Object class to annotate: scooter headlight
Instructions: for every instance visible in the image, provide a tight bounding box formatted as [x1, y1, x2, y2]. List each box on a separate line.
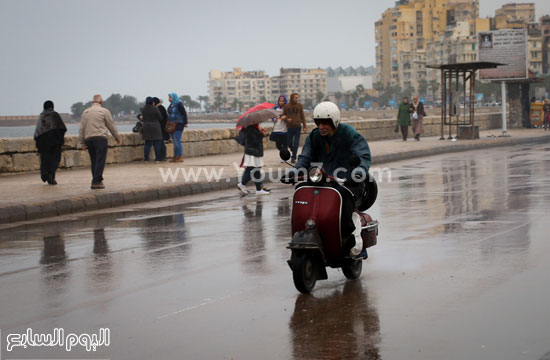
[308, 167, 323, 183]
[305, 219, 316, 229]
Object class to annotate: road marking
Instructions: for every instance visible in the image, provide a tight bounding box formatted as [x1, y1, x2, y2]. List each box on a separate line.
[157, 290, 245, 320]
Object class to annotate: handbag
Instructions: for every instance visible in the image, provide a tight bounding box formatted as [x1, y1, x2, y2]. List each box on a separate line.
[269, 132, 277, 142]
[165, 121, 176, 134]
[412, 112, 419, 120]
[235, 130, 245, 146]
[393, 124, 399, 133]
[132, 121, 143, 133]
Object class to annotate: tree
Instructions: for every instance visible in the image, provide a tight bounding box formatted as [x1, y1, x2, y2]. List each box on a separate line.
[120, 95, 139, 115]
[231, 98, 243, 112]
[303, 99, 314, 110]
[335, 92, 343, 105]
[315, 91, 324, 104]
[429, 80, 440, 98]
[373, 81, 384, 98]
[259, 96, 267, 103]
[179, 95, 193, 110]
[418, 80, 428, 97]
[103, 94, 123, 116]
[213, 94, 223, 112]
[71, 102, 86, 117]
[197, 95, 209, 112]
[402, 85, 416, 99]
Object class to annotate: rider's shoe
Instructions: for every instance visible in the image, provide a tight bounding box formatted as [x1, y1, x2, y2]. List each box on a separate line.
[354, 248, 368, 261]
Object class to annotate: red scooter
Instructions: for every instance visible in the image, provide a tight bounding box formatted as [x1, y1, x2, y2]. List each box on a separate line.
[281, 153, 379, 293]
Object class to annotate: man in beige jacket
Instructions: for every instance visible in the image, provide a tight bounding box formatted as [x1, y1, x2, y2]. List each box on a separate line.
[79, 94, 121, 189]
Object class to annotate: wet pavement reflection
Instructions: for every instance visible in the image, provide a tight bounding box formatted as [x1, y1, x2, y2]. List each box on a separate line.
[1, 144, 550, 359]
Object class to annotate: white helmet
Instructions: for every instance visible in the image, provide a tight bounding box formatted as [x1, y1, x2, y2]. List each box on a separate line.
[313, 101, 340, 128]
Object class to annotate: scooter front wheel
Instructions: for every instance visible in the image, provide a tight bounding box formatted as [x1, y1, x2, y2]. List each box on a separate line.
[292, 252, 317, 293]
[342, 259, 363, 279]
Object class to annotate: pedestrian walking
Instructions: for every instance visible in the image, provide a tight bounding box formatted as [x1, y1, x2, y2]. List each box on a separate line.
[237, 124, 270, 195]
[153, 97, 169, 161]
[409, 96, 426, 141]
[270, 95, 288, 157]
[281, 93, 306, 163]
[167, 93, 188, 163]
[34, 100, 67, 185]
[397, 97, 411, 141]
[78, 94, 121, 189]
[543, 98, 550, 131]
[140, 97, 163, 162]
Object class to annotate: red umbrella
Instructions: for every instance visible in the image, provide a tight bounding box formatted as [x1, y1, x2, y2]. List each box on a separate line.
[236, 102, 282, 129]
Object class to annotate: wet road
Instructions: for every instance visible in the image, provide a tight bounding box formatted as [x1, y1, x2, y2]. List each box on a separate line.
[1, 143, 550, 360]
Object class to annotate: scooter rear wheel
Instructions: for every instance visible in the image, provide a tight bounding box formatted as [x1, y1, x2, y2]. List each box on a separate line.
[342, 259, 363, 279]
[292, 253, 317, 293]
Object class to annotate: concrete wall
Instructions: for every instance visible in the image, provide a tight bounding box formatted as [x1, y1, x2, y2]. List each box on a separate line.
[0, 113, 502, 174]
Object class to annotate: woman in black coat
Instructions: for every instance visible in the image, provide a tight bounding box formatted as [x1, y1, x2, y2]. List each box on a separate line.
[140, 97, 163, 161]
[34, 100, 66, 185]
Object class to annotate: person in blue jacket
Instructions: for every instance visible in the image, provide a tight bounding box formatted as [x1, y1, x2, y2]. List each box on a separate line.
[167, 92, 188, 162]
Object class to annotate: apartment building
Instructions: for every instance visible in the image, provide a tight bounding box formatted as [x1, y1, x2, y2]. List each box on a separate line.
[528, 22, 543, 75]
[208, 67, 327, 109]
[375, 0, 546, 93]
[540, 15, 550, 74]
[208, 68, 271, 108]
[495, 3, 535, 24]
[375, 0, 482, 92]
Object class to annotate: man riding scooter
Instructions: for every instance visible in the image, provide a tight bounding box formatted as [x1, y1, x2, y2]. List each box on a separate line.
[289, 101, 372, 259]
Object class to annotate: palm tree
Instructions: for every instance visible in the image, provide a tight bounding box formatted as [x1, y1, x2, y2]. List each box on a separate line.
[335, 92, 343, 105]
[373, 81, 384, 98]
[197, 95, 209, 112]
[213, 95, 223, 112]
[429, 80, 440, 98]
[315, 91, 324, 104]
[355, 84, 365, 107]
[418, 80, 428, 97]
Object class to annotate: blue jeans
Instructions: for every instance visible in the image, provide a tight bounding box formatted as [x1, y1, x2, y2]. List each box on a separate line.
[171, 129, 183, 157]
[241, 167, 263, 191]
[144, 140, 162, 161]
[287, 127, 301, 160]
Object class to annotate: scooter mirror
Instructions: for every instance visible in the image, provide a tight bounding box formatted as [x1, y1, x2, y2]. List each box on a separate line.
[349, 156, 361, 168]
[280, 149, 291, 161]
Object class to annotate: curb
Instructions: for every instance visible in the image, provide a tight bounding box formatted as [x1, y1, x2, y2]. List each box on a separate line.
[371, 135, 549, 165]
[1, 135, 548, 224]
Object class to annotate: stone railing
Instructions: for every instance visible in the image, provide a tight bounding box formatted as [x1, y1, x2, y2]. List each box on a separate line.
[0, 113, 503, 173]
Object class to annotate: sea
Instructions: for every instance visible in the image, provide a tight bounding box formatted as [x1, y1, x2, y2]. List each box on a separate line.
[0, 123, 237, 139]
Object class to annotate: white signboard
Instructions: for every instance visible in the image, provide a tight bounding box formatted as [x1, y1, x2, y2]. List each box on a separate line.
[478, 29, 528, 80]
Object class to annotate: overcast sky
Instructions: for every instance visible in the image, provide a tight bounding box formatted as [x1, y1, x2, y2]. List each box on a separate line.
[1, 0, 549, 116]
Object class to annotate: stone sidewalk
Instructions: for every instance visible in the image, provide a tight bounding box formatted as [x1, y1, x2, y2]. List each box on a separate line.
[0, 128, 548, 224]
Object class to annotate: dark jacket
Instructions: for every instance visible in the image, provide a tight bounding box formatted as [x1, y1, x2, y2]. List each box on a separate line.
[157, 104, 169, 140]
[243, 126, 264, 157]
[409, 101, 426, 118]
[543, 103, 550, 117]
[295, 123, 371, 180]
[397, 102, 411, 126]
[34, 109, 67, 152]
[140, 104, 163, 141]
